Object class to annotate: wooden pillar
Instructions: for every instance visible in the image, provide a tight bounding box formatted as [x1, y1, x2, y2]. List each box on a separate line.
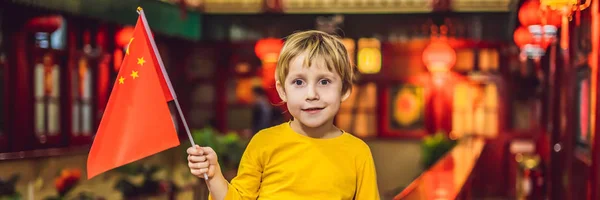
[549, 28, 575, 199]
[591, 0, 600, 199]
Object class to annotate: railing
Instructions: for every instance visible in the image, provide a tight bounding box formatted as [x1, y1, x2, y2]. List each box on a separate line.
[394, 136, 486, 200]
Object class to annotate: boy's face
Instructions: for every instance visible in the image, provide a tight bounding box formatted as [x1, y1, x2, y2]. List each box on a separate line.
[276, 54, 350, 129]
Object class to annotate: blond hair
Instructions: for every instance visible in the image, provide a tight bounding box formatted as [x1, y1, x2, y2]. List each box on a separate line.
[275, 30, 353, 93]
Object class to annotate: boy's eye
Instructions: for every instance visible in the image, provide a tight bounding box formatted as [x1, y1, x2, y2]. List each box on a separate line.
[319, 79, 331, 85]
[293, 80, 304, 85]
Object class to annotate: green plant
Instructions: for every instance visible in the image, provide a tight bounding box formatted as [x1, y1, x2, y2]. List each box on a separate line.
[113, 164, 177, 199]
[190, 127, 248, 172]
[420, 131, 457, 169]
[0, 174, 21, 200]
[44, 168, 97, 200]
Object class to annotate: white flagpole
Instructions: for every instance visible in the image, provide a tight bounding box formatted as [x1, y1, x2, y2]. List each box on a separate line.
[137, 7, 208, 180]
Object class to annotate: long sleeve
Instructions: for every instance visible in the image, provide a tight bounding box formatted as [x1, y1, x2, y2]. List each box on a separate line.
[210, 137, 263, 200]
[355, 147, 380, 200]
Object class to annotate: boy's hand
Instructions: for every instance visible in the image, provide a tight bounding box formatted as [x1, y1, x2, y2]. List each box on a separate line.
[187, 145, 221, 179]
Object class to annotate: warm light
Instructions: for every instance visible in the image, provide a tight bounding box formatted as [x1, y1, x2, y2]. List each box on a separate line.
[514, 26, 534, 49]
[255, 38, 283, 63]
[341, 38, 356, 67]
[235, 78, 255, 104]
[357, 38, 381, 74]
[422, 40, 456, 73]
[235, 62, 251, 74]
[478, 49, 499, 71]
[519, 0, 542, 27]
[116, 26, 135, 47]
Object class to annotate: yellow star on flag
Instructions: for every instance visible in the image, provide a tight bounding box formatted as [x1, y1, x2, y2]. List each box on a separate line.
[119, 76, 125, 84]
[131, 70, 139, 79]
[137, 57, 145, 66]
[126, 38, 134, 55]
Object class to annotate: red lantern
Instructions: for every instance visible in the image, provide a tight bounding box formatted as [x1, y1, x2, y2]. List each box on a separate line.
[422, 41, 456, 73]
[514, 26, 534, 48]
[25, 15, 63, 32]
[116, 26, 135, 47]
[519, 0, 543, 26]
[255, 38, 283, 63]
[542, 9, 562, 27]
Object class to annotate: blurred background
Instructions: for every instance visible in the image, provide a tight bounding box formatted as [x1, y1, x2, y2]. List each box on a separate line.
[0, 0, 599, 199]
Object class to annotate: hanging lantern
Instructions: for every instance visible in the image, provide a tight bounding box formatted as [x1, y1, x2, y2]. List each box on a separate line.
[116, 26, 135, 47]
[518, 0, 542, 27]
[514, 26, 534, 49]
[422, 40, 456, 73]
[540, 0, 590, 49]
[357, 38, 381, 74]
[540, 0, 590, 16]
[24, 15, 63, 33]
[255, 38, 283, 63]
[541, 9, 562, 27]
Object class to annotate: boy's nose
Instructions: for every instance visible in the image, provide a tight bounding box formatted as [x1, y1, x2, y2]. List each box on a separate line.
[305, 86, 319, 101]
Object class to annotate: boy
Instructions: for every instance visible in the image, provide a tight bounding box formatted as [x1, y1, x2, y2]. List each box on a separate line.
[187, 30, 380, 200]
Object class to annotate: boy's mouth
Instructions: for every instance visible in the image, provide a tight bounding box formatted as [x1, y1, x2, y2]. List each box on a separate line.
[301, 107, 324, 113]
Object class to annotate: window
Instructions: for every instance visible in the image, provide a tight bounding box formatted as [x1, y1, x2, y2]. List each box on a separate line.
[336, 83, 378, 138]
[452, 82, 499, 138]
[71, 57, 93, 136]
[187, 48, 216, 129]
[32, 17, 67, 145]
[34, 53, 61, 143]
[226, 76, 256, 131]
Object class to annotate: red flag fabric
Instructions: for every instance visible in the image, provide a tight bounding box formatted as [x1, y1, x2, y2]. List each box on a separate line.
[87, 13, 179, 179]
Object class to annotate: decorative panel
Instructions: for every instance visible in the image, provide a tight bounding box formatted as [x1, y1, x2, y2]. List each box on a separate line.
[282, 0, 432, 13]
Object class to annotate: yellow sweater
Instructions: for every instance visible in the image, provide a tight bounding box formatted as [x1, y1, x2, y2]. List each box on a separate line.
[216, 122, 380, 200]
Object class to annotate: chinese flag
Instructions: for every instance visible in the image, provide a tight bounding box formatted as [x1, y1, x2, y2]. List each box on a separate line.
[87, 12, 179, 179]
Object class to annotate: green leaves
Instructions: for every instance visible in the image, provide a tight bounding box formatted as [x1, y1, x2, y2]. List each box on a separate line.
[190, 128, 248, 172]
[421, 131, 456, 169]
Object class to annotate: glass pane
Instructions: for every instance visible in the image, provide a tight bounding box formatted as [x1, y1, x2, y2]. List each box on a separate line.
[35, 102, 45, 134]
[226, 79, 237, 104]
[336, 113, 352, 133]
[341, 83, 377, 110]
[359, 83, 377, 109]
[48, 101, 60, 135]
[479, 48, 499, 72]
[34, 64, 44, 98]
[189, 108, 214, 128]
[454, 49, 474, 72]
[353, 113, 377, 138]
[227, 107, 252, 131]
[512, 101, 531, 130]
[50, 65, 60, 97]
[72, 103, 80, 135]
[192, 84, 214, 104]
[82, 66, 92, 99]
[485, 111, 498, 137]
[336, 112, 376, 138]
[82, 103, 92, 134]
[484, 84, 499, 137]
[473, 105, 485, 136]
[188, 48, 215, 79]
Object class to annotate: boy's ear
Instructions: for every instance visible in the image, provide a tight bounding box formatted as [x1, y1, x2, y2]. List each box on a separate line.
[341, 87, 351, 102]
[275, 80, 287, 102]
